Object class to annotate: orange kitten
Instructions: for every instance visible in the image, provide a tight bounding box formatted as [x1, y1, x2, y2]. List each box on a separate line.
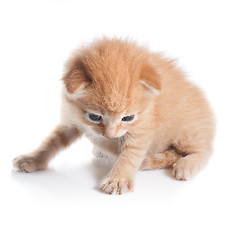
[13, 38, 215, 194]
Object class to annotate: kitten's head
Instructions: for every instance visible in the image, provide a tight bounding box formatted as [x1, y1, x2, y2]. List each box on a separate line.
[62, 38, 161, 139]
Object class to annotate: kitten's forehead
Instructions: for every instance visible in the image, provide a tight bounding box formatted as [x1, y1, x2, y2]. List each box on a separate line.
[87, 68, 134, 115]
[81, 91, 128, 116]
[102, 94, 128, 114]
[87, 88, 127, 115]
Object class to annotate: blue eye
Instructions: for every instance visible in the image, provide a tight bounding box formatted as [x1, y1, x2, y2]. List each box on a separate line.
[89, 113, 102, 122]
[122, 115, 135, 122]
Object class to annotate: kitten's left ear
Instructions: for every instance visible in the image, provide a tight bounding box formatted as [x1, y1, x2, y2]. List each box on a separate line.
[140, 64, 161, 96]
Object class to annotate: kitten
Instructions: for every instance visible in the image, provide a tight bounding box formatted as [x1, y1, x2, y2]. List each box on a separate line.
[13, 38, 215, 194]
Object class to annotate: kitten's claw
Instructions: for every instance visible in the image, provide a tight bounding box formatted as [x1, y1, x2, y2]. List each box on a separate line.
[13, 155, 47, 173]
[100, 177, 134, 195]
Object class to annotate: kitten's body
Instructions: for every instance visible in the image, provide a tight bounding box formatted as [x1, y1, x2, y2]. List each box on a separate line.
[14, 38, 215, 194]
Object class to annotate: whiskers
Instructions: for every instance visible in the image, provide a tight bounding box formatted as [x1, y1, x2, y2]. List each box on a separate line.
[121, 132, 134, 146]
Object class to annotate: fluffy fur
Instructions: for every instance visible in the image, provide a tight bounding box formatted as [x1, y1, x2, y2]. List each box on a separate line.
[13, 38, 215, 194]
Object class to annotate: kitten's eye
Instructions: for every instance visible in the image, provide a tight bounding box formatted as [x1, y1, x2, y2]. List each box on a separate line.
[122, 115, 135, 122]
[89, 113, 102, 122]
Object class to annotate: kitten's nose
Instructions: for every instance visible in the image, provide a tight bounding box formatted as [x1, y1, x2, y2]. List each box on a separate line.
[103, 127, 116, 139]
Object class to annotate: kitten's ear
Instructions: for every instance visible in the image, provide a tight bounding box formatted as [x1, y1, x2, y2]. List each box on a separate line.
[62, 68, 90, 96]
[140, 64, 161, 96]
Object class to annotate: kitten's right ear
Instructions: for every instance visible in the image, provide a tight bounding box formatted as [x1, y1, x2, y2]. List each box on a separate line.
[62, 68, 90, 96]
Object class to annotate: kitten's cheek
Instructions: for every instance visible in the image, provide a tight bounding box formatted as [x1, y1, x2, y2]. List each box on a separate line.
[115, 129, 128, 138]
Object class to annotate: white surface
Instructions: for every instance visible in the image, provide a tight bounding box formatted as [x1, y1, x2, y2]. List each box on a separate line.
[0, 0, 239, 239]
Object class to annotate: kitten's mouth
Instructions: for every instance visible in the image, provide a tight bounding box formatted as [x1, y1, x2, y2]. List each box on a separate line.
[102, 129, 127, 139]
[103, 135, 123, 139]
[102, 131, 127, 140]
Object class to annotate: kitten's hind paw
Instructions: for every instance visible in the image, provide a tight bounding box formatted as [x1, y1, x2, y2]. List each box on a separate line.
[100, 177, 134, 195]
[13, 154, 47, 173]
[172, 159, 194, 180]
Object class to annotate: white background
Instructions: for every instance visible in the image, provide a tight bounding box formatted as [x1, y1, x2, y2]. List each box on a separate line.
[0, 0, 239, 239]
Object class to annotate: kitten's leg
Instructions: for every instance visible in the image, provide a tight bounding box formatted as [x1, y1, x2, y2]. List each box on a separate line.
[13, 124, 81, 173]
[140, 149, 180, 170]
[100, 140, 148, 195]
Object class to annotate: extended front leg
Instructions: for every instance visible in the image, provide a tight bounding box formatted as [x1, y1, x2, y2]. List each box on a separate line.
[100, 141, 148, 195]
[13, 124, 82, 172]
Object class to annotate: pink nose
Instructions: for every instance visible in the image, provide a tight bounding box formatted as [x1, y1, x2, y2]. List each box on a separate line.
[104, 127, 116, 139]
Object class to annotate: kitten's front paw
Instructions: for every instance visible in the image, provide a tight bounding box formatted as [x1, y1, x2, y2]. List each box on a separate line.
[13, 155, 47, 173]
[100, 176, 134, 195]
